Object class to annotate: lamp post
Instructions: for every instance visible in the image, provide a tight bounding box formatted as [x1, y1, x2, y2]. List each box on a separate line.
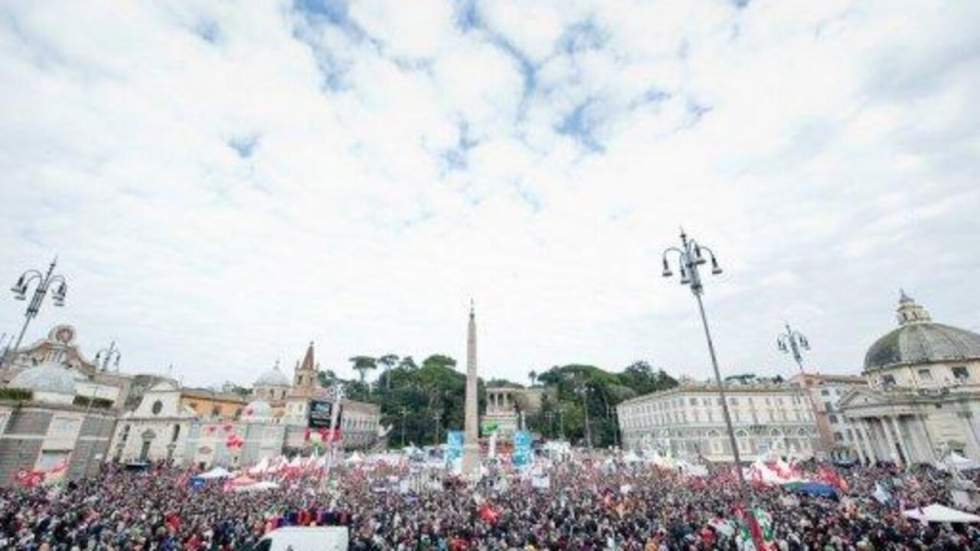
[400, 407, 408, 448]
[777, 323, 825, 454]
[662, 229, 748, 495]
[576, 384, 593, 449]
[94, 341, 122, 372]
[433, 410, 442, 446]
[607, 404, 621, 449]
[1, 258, 68, 368]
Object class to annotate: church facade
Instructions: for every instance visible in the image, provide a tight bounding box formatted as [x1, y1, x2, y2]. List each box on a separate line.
[838, 292, 980, 465]
[111, 342, 383, 468]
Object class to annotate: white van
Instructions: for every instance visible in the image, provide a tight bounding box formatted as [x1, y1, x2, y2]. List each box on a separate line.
[251, 526, 349, 551]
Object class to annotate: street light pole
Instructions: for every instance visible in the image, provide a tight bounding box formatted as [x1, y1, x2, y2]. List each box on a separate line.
[433, 411, 441, 446]
[576, 385, 593, 449]
[777, 324, 825, 454]
[93, 341, 122, 373]
[662, 229, 749, 497]
[400, 408, 408, 448]
[1, 258, 68, 368]
[607, 404, 620, 449]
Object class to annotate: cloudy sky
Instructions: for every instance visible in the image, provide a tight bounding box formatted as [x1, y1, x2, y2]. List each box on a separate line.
[1, 0, 977, 388]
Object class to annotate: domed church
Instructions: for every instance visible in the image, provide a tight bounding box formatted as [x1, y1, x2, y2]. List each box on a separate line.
[839, 291, 980, 465]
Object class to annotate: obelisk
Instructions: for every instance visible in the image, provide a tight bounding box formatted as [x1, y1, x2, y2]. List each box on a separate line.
[461, 300, 480, 477]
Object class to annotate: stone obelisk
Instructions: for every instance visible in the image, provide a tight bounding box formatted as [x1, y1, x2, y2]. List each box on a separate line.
[461, 300, 480, 477]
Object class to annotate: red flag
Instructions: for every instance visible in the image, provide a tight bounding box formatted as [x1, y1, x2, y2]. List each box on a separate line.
[478, 503, 499, 524]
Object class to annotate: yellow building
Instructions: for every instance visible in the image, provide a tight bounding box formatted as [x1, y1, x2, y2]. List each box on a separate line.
[179, 388, 247, 420]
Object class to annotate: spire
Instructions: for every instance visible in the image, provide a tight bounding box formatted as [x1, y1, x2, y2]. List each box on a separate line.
[899, 288, 913, 304]
[469, 298, 475, 320]
[300, 341, 315, 372]
[896, 290, 931, 326]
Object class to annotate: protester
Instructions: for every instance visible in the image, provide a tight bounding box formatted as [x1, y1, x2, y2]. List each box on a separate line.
[1, 452, 978, 550]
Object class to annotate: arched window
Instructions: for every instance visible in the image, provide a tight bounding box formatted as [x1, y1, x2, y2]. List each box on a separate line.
[736, 429, 750, 453]
[171, 424, 181, 442]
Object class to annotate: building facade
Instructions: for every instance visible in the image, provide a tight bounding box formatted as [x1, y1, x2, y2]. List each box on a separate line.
[617, 382, 819, 462]
[111, 341, 383, 468]
[839, 292, 980, 465]
[789, 372, 868, 461]
[0, 361, 119, 486]
[482, 386, 548, 439]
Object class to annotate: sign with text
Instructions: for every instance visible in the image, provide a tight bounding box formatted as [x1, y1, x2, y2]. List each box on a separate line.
[308, 400, 341, 429]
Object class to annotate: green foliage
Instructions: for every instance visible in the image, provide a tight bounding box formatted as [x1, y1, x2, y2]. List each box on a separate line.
[0, 387, 33, 401]
[321, 350, 676, 450]
[420, 354, 456, 371]
[530, 361, 677, 447]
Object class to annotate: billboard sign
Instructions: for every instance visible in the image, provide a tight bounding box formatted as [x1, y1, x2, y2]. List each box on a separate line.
[308, 400, 340, 429]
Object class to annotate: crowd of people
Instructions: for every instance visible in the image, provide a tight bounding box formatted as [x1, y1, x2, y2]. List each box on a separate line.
[1, 451, 978, 550]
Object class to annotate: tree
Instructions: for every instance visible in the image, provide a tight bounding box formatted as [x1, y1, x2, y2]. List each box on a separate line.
[421, 354, 456, 371]
[349, 356, 377, 386]
[528, 370, 537, 387]
[377, 354, 399, 390]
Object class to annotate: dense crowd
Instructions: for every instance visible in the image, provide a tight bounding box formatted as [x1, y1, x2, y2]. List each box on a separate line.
[1, 453, 978, 550]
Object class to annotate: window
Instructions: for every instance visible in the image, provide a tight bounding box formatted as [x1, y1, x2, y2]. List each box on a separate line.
[917, 369, 933, 381]
[211, 406, 220, 417]
[834, 432, 843, 442]
[689, 398, 697, 406]
[151, 400, 163, 415]
[820, 389, 830, 396]
[824, 401, 834, 412]
[828, 414, 838, 424]
[953, 366, 969, 381]
[882, 375, 896, 387]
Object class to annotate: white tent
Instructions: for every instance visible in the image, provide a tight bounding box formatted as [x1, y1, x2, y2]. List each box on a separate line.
[903, 504, 980, 524]
[234, 480, 280, 492]
[347, 451, 364, 464]
[945, 452, 980, 471]
[197, 466, 232, 479]
[247, 457, 270, 475]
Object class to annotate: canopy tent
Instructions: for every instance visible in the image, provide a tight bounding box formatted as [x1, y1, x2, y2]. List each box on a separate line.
[943, 452, 980, 471]
[785, 482, 838, 499]
[622, 451, 642, 464]
[247, 457, 270, 475]
[233, 480, 280, 492]
[226, 474, 257, 488]
[346, 452, 365, 464]
[197, 467, 232, 480]
[903, 504, 980, 524]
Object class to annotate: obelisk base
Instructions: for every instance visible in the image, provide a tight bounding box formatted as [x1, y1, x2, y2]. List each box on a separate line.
[461, 443, 480, 478]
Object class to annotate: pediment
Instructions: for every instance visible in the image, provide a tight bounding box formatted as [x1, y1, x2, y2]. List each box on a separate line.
[837, 388, 892, 409]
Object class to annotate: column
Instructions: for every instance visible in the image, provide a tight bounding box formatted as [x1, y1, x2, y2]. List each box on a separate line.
[848, 421, 867, 464]
[880, 416, 903, 467]
[889, 415, 913, 464]
[858, 419, 877, 464]
[915, 414, 937, 463]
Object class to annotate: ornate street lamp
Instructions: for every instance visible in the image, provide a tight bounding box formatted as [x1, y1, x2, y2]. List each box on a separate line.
[94, 341, 122, 372]
[662, 229, 748, 494]
[777, 323, 824, 451]
[1, 258, 68, 368]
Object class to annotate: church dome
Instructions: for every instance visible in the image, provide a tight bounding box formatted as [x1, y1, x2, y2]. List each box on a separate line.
[864, 291, 980, 371]
[10, 363, 78, 396]
[255, 363, 289, 387]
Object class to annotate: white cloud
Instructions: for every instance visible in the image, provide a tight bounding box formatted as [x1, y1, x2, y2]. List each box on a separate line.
[0, 0, 978, 388]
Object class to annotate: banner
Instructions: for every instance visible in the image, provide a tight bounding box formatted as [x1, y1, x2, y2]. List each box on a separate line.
[480, 420, 499, 436]
[512, 430, 533, 469]
[446, 431, 464, 471]
[308, 400, 339, 429]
